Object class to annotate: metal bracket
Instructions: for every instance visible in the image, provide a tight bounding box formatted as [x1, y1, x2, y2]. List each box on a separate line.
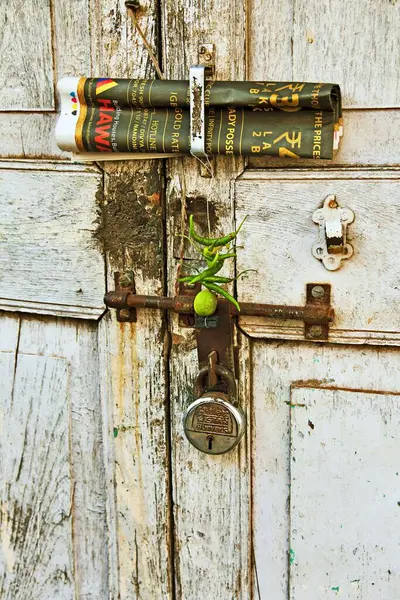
[312, 194, 355, 271]
[198, 43, 215, 77]
[189, 65, 207, 157]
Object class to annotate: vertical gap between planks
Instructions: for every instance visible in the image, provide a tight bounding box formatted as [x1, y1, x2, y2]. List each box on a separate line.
[161, 156, 178, 600]
[158, 2, 176, 596]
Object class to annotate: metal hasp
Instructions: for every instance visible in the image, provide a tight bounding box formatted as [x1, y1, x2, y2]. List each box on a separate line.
[312, 194, 355, 271]
[104, 279, 334, 341]
[189, 65, 206, 157]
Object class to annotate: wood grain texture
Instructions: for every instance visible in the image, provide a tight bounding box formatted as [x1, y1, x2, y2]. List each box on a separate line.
[0, 316, 73, 599]
[93, 1, 173, 597]
[236, 169, 400, 345]
[292, 0, 400, 108]
[0, 0, 54, 110]
[52, 0, 91, 80]
[0, 115, 68, 160]
[251, 341, 400, 599]
[0, 161, 105, 319]
[247, 0, 293, 80]
[290, 387, 400, 599]
[248, 0, 400, 108]
[162, 0, 250, 597]
[0, 313, 110, 600]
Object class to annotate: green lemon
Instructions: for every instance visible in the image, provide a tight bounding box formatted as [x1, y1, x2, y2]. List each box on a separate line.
[194, 289, 218, 317]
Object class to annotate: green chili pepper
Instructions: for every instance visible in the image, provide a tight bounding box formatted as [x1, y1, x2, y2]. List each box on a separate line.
[185, 260, 224, 284]
[189, 214, 247, 248]
[204, 275, 234, 283]
[203, 281, 240, 312]
[208, 216, 247, 250]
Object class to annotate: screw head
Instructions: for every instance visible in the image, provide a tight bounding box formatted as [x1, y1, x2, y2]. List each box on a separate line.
[311, 285, 325, 299]
[309, 325, 323, 338]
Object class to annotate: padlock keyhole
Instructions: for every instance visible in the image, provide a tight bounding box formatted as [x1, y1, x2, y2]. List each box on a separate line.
[207, 436, 213, 451]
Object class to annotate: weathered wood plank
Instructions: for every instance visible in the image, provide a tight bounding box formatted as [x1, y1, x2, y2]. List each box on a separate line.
[0, 0, 54, 110]
[94, 0, 173, 597]
[251, 342, 400, 598]
[0, 314, 110, 599]
[236, 169, 400, 345]
[52, 0, 91, 79]
[162, 0, 250, 597]
[0, 319, 73, 599]
[290, 387, 400, 598]
[0, 114, 68, 160]
[292, 0, 400, 108]
[248, 0, 293, 80]
[0, 163, 105, 319]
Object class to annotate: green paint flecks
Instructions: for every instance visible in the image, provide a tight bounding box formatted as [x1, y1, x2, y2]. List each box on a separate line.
[113, 427, 119, 438]
[331, 587, 340, 592]
[289, 549, 295, 564]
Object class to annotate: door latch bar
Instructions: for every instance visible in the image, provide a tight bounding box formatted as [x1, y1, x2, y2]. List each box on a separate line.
[104, 280, 334, 341]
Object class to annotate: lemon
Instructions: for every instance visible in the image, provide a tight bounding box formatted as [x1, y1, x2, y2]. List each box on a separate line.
[193, 289, 218, 317]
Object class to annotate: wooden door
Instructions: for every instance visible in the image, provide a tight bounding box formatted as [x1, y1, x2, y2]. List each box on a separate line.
[162, 0, 400, 599]
[2, 1, 399, 600]
[1, 1, 172, 598]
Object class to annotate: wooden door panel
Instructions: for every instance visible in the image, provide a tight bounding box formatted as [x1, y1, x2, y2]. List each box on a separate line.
[248, 0, 400, 108]
[0, 313, 109, 599]
[292, 0, 400, 109]
[0, 0, 91, 158]
[251, 341, 400, 599]
[290, 387, 400, 598]
[1, 0, 54, 110]
[236, 169, 400, 345]
[0, 161, 105, 319]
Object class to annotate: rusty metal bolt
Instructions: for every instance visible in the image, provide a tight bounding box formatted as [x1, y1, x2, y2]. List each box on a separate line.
[204, 53, 212, 61]
[119, 272, 134, 287]
[199, 46, 206, 54]
[311, 285, 325, 299]
[309, 325, 323, 338]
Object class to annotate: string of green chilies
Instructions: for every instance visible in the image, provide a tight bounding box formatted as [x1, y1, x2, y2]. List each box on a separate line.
[178, 216, 250, 312]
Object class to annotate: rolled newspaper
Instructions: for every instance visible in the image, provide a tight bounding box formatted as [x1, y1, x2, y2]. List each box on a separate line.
[56, 76, 342, 160]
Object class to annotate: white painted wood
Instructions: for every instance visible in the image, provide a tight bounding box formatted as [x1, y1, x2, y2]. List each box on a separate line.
[0, 115, 68, 160]
[93, 0, 174, 596]
[0, 0, 54, 110]
[0, 313, 110, 599]
[248, 0, 400, 108]
[0, 318, 73, 599]
[248, 0, 293, 80]
[251, 342, 400, 599]
[0, 162, 105, 319]
[162, 0, 250, 596]
[52, 0, 91, 79]
[236, 169, 400, 345]
[292, 0, 400, 108]
[290, 386, 400, 599]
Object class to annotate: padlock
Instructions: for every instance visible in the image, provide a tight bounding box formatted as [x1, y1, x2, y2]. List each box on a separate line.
[183, 365, 246, 455]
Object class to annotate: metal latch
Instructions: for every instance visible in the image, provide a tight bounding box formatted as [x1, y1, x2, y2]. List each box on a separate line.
[312, 194, 355, 271]
[105, 277, 334, 342]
